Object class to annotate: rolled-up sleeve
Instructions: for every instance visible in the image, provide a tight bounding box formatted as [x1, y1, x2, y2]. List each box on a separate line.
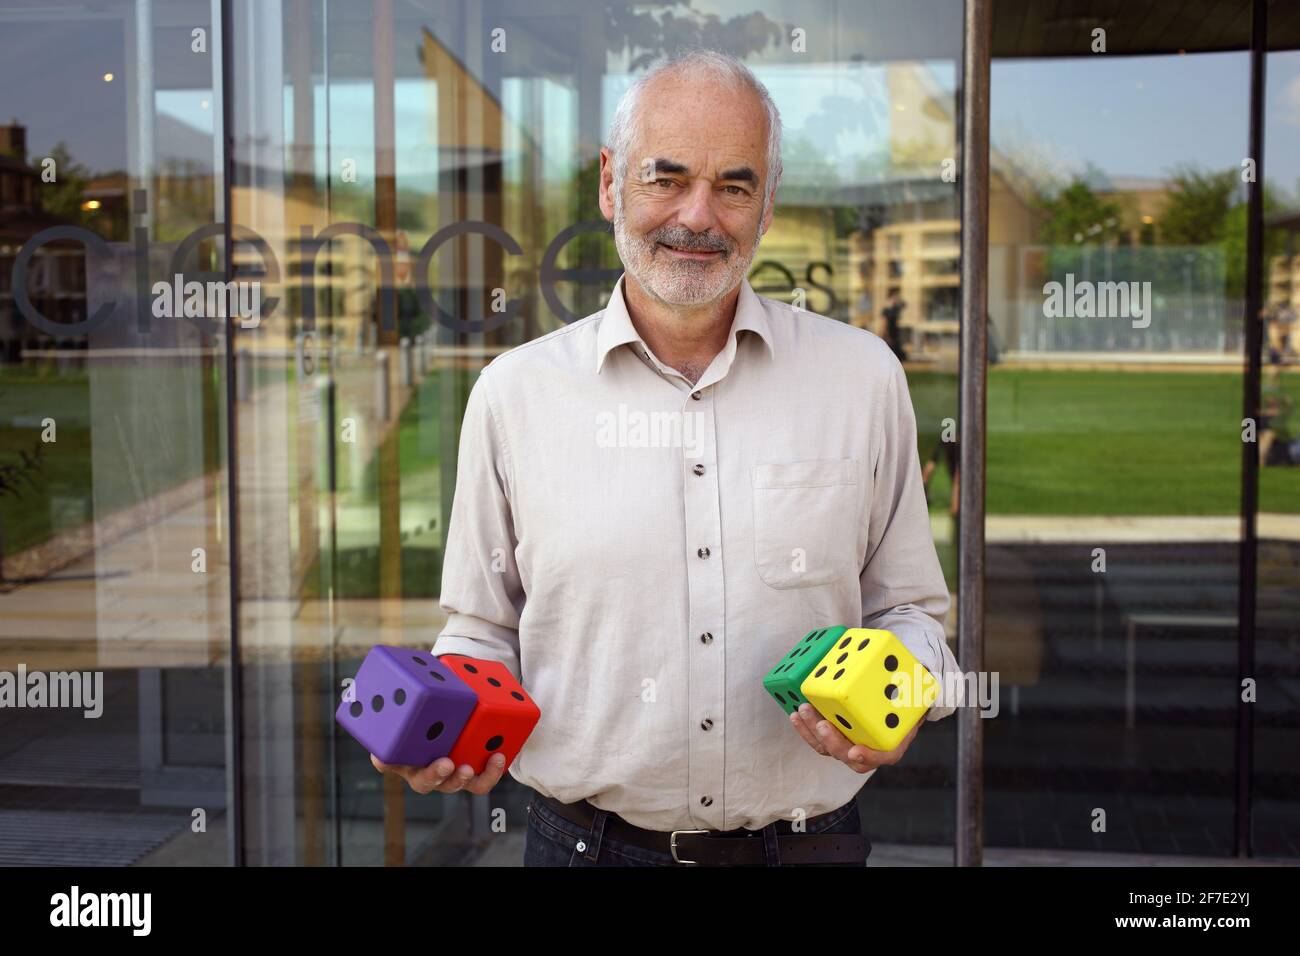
[860, 356, 959, 722]
[431, 368, 526, 681]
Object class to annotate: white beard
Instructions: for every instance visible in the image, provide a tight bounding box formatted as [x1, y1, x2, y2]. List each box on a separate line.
[612, 183, 763, 306]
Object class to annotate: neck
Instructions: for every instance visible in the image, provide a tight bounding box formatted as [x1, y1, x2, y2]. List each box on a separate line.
[622, 274, 739, 385]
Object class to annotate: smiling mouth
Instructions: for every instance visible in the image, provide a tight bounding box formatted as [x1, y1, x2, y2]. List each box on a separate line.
[657, 242, 724, 260]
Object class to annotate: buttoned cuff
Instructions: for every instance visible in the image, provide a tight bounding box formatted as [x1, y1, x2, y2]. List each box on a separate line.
[885, 622, 957, 722]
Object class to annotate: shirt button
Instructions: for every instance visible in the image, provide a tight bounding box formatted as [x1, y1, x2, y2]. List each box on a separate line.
[697, 546, 711, 559]
[701, 718, 713, 731]
[692, 464, 705, 476]
[576, 840, 587, 853]
[700, 795, 714, 807]
[699, 632, 713, 644]
[691, 391, 702, 400]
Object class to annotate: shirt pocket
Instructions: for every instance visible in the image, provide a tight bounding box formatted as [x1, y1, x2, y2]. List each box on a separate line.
[751, 457, 860, 590]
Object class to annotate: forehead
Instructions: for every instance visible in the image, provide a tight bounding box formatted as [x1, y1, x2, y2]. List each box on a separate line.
[629, 70, 770, 171]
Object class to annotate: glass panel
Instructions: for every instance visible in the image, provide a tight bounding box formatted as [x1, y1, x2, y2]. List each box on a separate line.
[1255, 39, 1300, 859]
[231, 0, 964, 864]
[987, 35, 1251, 854]
[0, 0, 231, 865]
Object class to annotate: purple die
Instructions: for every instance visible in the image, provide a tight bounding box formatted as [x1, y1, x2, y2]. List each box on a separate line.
[335, 645, 477, 766]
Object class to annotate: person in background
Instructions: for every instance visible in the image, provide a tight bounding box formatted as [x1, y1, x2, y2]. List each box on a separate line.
[882, 290, 908, 361]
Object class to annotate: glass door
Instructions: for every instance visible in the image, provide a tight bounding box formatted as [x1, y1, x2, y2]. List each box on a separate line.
[229, 0, 966, 865]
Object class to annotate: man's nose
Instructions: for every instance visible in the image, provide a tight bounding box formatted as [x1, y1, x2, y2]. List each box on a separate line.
[673, 179, 721, 234]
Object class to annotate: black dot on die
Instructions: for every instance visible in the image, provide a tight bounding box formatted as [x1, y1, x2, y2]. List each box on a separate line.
[485, 735, 504, 751]
[463, 663, 478, 674]
[773, 691, 786, 704]
[814, 666, 828, 678]
[394, 689, 406, 705]
[429, 670, 445, 681]
[511, 691, 525, 701]
[838, 636, 851, 650]
[349, 702, 362, 718]
[487, 677, 501, 687]
[884, 655, 898, 671]
[885, 684, 899, 700]
[857, 638, 871, 651]
[371, 695, 384, 712]
[832, 668, 845, 680]
[885, 713, 900, 729]
[836, 652, 848, 664]
[835, 714, 853, 730]
[426, 721, 444, 740]
[412, 656, 427, 666]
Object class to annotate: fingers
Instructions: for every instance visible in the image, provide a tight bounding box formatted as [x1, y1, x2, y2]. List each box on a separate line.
[791, 706, 830, 755]
[794, 704, 922, 774]
[371, 754, 456, 793]
[844, 719, 922, 770]
[809, 714, 872, 770]
[464, 753, 507, 795]
[408, 757, 463, 793]
[371, 752, 506, 795]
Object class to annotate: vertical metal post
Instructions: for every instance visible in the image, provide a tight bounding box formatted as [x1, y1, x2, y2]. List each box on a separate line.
[372, 0, 407, 867]
[1235, 0, 1267, 861]
[956, 0, 991, 868]
[219, 0, 245, 867]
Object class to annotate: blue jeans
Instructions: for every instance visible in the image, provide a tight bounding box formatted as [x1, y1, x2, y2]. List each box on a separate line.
[523, 791, 868, 867]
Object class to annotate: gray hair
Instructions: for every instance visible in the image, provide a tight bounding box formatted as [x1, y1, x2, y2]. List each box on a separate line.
[606, 49, 783, 217]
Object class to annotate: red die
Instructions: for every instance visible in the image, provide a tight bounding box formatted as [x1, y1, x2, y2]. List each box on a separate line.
[440, 655, 541, 774]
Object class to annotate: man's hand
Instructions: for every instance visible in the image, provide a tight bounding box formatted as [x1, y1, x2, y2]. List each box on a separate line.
[371, 752, 507, 795]
[790, 703, 921, 774]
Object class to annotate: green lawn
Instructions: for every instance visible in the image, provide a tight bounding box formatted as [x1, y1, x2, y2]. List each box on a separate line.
[908, 367, 1300, 516]
[354, 372, 442, 504]
[4, 362, 1298, 579]
[0, 364, 222, 557]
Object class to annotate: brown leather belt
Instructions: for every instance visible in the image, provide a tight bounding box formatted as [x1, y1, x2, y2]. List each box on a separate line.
[533, 793, 870, 866]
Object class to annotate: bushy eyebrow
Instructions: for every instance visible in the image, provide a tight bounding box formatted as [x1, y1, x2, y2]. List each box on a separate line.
[718, 166, 757, 184]
[649, 158, 688, 175]
[647, 158, 757, 185]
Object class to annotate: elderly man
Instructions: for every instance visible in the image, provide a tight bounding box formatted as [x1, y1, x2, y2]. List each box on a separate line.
[373, 49, 959, 867]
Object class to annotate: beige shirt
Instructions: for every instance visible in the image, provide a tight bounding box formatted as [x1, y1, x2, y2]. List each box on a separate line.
[432, 274, 958, 832]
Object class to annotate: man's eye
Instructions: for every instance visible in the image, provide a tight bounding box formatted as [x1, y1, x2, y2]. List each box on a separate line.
[653, 178, 677, 189]
[723, 185, 747, 196]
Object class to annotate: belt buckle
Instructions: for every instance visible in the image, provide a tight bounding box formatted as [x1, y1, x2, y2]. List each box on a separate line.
[669, 829, 711, 864]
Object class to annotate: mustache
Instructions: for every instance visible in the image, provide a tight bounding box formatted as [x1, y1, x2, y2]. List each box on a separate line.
[646, 227, 732, 255]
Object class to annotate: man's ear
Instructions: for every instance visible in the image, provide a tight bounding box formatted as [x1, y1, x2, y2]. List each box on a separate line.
[598, 147, 616, 222]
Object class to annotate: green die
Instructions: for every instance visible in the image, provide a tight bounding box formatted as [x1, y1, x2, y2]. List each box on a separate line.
[762, 626, 849, 715]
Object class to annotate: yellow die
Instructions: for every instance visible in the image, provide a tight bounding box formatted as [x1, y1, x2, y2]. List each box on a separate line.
[799, 628, 938, 752]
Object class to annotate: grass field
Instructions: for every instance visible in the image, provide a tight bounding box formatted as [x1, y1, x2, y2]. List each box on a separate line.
[909, 367, 1300, 516]
[0, 364, 222, 557]
[3, 363, 1298, 576]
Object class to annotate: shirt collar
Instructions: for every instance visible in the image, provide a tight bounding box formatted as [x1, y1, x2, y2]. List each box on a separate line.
[595, 273, 776, 374]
